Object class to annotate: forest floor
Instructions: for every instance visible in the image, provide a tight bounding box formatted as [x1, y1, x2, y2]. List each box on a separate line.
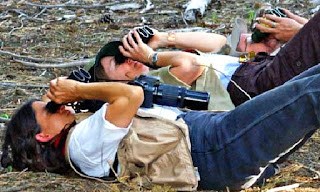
[0, 0, 319, 191]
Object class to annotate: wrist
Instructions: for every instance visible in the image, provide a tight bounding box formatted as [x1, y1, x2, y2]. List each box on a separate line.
[147, 51, 155, 64]
[166, 32, 176, 47]
[146, 51, 160, 69]
[156, 32, 168, 48]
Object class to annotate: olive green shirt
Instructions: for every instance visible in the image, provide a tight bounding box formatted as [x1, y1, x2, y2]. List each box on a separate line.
[148, 62, 235, 111]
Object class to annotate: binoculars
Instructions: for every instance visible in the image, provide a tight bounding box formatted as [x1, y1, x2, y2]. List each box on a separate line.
[45, 68, 91, 113]
[251, 7, 287, 43]
[115, 26, 155, 64]
[129, 26, 154, 44]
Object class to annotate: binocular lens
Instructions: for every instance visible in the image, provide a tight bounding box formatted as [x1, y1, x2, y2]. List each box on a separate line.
[70, 70, 85, 82]
[137, 28, 149, 37]
[79, 68, 91, 81]
[143, 26, 154, 36]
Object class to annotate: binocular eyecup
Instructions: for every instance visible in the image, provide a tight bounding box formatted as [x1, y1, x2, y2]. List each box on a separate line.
[129, 26, 154, 44]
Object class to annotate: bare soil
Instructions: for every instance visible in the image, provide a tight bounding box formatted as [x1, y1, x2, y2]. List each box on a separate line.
[0, 0, 319, 191]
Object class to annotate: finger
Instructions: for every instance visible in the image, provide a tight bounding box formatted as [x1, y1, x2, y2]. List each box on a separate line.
[46, 89, 55, 102]
[255, 23, 276, 33]
[127, 32, 137, 47]
[118, 45, 131, 57]
[281, 8, 294, 18]
[265, 14, 283, 22]
[257, 18, 273, 28]
[49, 79, 57, 91]
[122, 35, 132, 51]
[133, 29, 143, 44]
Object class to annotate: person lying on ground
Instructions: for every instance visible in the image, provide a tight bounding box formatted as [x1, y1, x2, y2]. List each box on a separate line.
[87, 8, 316, 108]
[2, 61, 320, 191]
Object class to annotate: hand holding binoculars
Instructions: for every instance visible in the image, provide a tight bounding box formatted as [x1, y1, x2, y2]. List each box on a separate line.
[251, 7, 287, 43]
[45, 68, 91, 113]
[128, 26, 154, 44]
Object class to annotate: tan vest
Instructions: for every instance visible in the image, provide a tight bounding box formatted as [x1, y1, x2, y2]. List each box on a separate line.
[65, 111, 198, 191]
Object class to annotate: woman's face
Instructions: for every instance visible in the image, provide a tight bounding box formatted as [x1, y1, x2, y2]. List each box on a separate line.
[33, 101, 75, 141]
[100, 56, 150, 80]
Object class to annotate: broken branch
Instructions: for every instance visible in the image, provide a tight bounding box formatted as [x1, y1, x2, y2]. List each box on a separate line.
[26, 1, 117, 9]
[14, 58, 92, 68]
[0, 50, 64, 63]
[0, 82, 49, 88]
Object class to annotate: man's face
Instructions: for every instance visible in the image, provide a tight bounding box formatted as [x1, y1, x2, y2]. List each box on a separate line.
[237, 33, 281, 54]
[100, 56, 150, 80]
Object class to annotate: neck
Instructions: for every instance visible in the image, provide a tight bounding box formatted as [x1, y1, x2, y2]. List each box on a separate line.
[49, 121, 76, 156]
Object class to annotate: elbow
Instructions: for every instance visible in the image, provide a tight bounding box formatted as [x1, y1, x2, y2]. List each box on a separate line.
[213, 36, 227, 52]
[129, 86, 144, 108]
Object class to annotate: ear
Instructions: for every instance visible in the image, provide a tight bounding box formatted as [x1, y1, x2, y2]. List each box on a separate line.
[35, 133, 54, 143]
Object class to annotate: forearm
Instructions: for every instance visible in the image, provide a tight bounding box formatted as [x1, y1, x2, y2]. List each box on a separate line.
[78, 82, 143, 127]
[155, 51, 205, 85]
[77, 82, 143, 105]
[155, 32, 227, 53]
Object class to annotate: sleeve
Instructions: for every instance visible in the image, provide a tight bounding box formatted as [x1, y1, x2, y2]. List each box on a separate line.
[68, 103, 131, 177]
[147, 66, 191, 88]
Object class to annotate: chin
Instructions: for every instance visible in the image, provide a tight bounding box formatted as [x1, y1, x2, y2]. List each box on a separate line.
[141, 66, 150, 73]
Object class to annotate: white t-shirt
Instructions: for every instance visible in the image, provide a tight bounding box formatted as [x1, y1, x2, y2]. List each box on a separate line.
[68, 103, 182, 178]
[68, 103, 131, 177]
[202, 53, 241, 88]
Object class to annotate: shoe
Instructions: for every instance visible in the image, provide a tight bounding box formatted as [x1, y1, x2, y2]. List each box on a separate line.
[226, 18, 248, 57]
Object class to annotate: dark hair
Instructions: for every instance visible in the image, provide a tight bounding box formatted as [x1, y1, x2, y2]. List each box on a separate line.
[1, 99, 71, 173]
[88, 41, 126, 82]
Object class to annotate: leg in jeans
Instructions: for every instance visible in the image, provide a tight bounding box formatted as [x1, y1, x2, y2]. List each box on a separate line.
[182, 64, 320, 190]
[227, 10, 320, 106]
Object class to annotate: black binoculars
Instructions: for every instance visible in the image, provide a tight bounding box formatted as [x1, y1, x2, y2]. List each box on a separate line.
[45, 68, 91, 113]
[129, 26, 154, 44]
[116, 26, 155, 64]
[251, 7, 287, 43]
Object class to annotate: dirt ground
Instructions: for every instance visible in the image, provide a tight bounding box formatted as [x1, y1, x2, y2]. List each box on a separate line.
[0, 0, 319, 191]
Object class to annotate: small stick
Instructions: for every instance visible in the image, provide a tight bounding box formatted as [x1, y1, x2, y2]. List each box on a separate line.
[26, 1, 118, 9]
[0, 82, 49, 88]
[0, 49, 64, 63]
[13, 58, 92, 68]
[8, 18, 24, 35]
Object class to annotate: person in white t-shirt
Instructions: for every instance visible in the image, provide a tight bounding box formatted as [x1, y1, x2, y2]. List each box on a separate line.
[3, 61, 320, 190]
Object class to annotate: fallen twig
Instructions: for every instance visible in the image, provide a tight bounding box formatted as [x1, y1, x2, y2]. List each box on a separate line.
[0, 117, 10, 123]
[0, 15, 12, 20]
[8, 18, 24, 35]
[266, 183, 300, 192]
[109, 3, 141, 11]
[302, 164, 320, 179]
[26, 1, 118, 9]
[1, 184, 33, 192]
[0, 82, 49, 88]
[9, 9, 45, 22]
[13, 58, 92, 68]
[0, 49, 64, 63]
[33, 8, 47, 18]
[140, 0, 154, 13]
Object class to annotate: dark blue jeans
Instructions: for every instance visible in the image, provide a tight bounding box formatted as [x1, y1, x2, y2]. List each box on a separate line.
[181, 64, 320, 190]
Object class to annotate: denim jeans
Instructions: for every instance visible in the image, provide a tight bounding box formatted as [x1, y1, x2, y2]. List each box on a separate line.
[181, 64, 320, 190]
[227, 10, 320, 106]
